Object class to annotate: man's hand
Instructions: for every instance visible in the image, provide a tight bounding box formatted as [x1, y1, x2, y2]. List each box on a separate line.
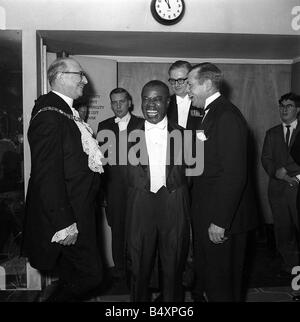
[275, 167, 287, 179]
[58, 232, 78, 246]
[285, 176, 300, 187]
[208, 223, 227, 244]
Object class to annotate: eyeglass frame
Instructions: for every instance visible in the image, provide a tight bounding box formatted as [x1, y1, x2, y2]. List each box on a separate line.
[278, 103, 298, 110]
[61, 71, 87, 80]
[168, 77, 188, 86]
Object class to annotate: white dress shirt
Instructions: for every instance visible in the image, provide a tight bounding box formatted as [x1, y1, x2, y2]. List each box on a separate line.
[50, 90, 78, 243]
[115, 112, 131, 132]
[145, 117, 168, 193]
[176, 94, 191, 128]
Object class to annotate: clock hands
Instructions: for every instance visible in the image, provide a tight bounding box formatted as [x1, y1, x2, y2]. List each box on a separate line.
[165, 0, 171, 9]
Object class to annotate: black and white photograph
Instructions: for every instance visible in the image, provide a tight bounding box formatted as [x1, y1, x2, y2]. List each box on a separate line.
[0, 0, 300, 308]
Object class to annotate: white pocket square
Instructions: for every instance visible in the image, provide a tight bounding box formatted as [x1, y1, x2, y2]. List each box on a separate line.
[196, 132, 208, 141]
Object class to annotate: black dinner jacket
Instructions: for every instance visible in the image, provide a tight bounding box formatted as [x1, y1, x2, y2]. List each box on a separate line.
[192, 95, 258, 234]
[125, 119, 189, 194]
[22, 91, 101, 270]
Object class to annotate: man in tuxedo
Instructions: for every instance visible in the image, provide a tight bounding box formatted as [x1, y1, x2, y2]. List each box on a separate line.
[168, 60, 202, 130]
[22, 57, 104, 302]
[262, 92, 300, 276]
[125, 80, 190, 301]
[187, 62, 258, 302]
[97, 88, 142, 281]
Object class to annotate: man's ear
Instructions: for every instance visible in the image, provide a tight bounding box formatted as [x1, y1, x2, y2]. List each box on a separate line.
[204, 79, 213, 92]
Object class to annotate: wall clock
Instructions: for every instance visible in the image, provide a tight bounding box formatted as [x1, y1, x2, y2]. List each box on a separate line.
[150, 0, 185, 25]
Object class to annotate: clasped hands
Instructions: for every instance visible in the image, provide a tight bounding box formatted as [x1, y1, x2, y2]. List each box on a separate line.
[275, 167, 299, 187]
[208, 223, 228, 244]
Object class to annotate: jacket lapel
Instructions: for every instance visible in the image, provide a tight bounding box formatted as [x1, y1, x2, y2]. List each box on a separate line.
[289, 122, 300, 148]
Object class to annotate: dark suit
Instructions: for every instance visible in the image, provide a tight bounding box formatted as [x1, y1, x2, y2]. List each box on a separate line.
[191, 95, 258, 302]
[167, 94, 202, 130]
[22, 91, 102, 299]
[97, 114, 142, 273]
[262, 123, 300, 271]
[125, 120, 190, 301]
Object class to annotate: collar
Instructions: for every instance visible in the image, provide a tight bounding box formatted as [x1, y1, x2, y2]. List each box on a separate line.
[204, 91, 221, 110]
[52, 90, 73, 109]
[282, 119, 298, 130]
[176, 94, 190, 105]
[115, 112, 131, 123]
[145, 116, 167, 131]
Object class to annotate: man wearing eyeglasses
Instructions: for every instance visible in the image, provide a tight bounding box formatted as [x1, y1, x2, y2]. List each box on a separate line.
[262, 92, 300, 278]
[168, 60, 201, 130]
[23, 57, 103, 301]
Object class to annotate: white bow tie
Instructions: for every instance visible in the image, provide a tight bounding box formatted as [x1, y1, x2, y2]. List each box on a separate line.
[145, 124, 166, 131]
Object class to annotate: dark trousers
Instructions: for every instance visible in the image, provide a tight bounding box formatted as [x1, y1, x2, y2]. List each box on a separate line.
[127, 187, 189, 302]
[51, 228, 103, 301]
[269, 184, 300, 271]
[106, 186, 127, 273]
[192, 222, 247, 302]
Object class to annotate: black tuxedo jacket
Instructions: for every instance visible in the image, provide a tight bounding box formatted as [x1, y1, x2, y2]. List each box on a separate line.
[262, 122, 300, 197]
[97, 114, 143, 225]
[167, 94, 202, 130]
[192, 95, 258, 234]
[23, 91, 101, 270]
[124, 119, 190, 212]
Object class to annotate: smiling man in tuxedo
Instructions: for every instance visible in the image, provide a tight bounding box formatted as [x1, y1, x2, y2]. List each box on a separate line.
[187, 62, 258, 302]
[125, 80, 190, 302]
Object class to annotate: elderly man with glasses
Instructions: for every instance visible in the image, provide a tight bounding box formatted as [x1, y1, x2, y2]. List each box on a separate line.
[22, 57, 104, 302]
[167, 60, 202, 130]
[262, 92, 300, 279]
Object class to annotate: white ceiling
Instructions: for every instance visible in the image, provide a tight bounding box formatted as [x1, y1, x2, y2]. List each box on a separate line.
[39, 30, 300, 61]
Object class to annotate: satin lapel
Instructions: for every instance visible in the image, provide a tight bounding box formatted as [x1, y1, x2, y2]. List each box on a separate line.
[200, 99, 219, 133]
[166, 123, 173, 180]
[130, 121, 149, 174]
[166, 122, 182, 180]
[169, 95, 179, 124]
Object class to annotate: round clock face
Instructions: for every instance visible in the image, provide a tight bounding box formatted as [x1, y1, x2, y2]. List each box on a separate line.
[151, 0, 185, 25]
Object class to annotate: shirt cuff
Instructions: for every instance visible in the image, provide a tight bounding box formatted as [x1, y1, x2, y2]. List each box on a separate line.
[51, 223, 78, 243]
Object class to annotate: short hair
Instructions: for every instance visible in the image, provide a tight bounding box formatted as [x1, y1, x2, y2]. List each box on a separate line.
[168, 60, 192, 75]
[279, 92, 300, 107]
[142, 80, 170, 96]
[190, 62, 223, 90]
[109, 87, 131, 101]
[47, 57, 71, 86]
